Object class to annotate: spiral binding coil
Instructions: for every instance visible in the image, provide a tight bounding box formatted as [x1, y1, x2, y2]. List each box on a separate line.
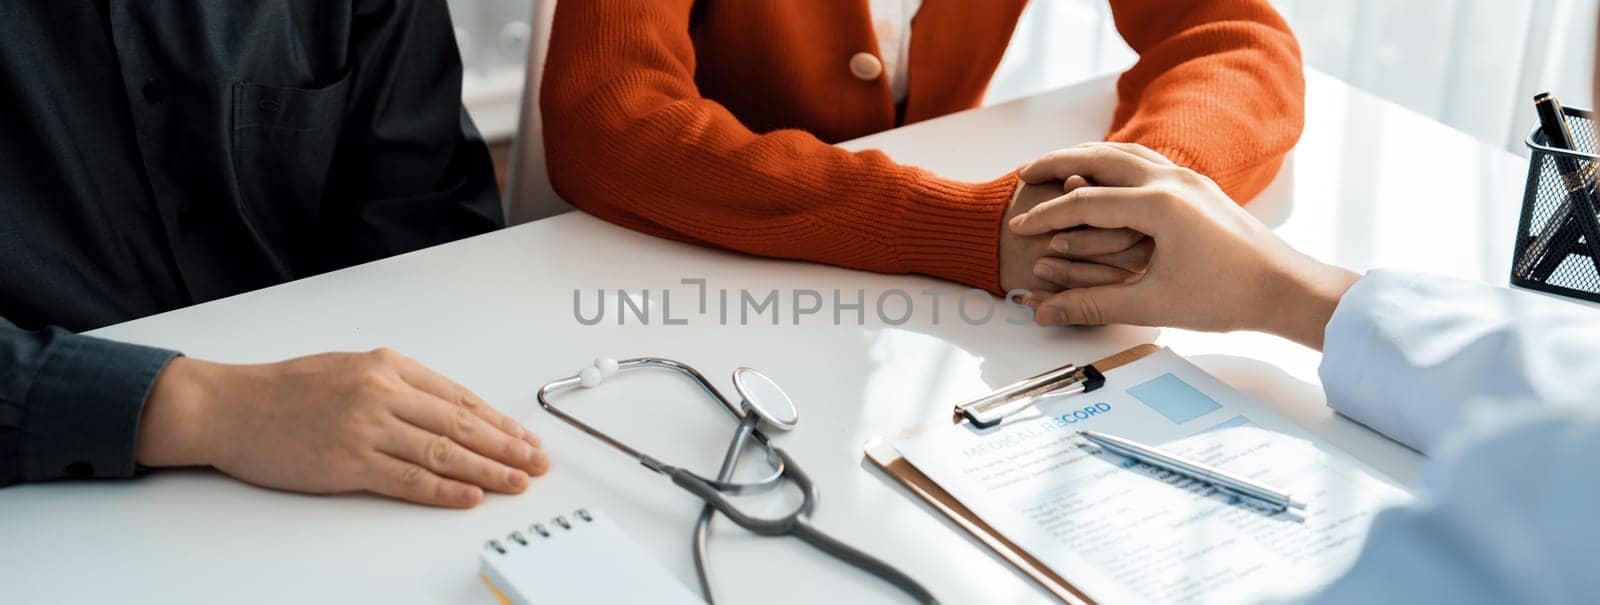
[485, 508, 596, 556]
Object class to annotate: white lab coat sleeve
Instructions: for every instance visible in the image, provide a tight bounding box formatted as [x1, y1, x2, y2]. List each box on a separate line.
[1316, 269, 1600, 454]
[1285, 407, 1600, 604]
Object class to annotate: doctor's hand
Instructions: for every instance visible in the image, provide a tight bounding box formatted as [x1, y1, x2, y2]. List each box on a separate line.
[999, 175, 1153, 295]
[1008, 143, 1359, 350]
[134, 349, 550, 508]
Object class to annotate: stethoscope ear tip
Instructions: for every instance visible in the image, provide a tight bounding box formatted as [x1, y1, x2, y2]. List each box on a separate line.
[578, 357, 622, 388]
[578, 366, 602, 388]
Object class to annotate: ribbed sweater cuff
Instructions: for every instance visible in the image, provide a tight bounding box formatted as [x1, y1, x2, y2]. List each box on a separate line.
[1137, 139, 1282, 205]
[889, 171, 1017, 294]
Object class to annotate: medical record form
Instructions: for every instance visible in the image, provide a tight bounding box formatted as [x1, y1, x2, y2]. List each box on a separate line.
[894, 348, 1409, 604]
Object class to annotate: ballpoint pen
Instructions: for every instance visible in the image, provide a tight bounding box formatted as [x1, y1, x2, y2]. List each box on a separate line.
[1077, 430, 1307, 514]
[1519, 92, 1600, 281]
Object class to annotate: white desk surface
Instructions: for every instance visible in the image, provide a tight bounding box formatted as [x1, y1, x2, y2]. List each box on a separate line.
[1, 70, 1534, 604]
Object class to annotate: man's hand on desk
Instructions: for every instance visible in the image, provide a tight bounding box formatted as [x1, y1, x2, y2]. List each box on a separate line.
[1007, 142, 1359, 350]
[133, 349, 550, 508]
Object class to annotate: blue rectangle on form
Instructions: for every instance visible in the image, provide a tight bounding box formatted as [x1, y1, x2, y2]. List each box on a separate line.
[1127, 373, 1222, 424]
[1201, 414, 1255, 433]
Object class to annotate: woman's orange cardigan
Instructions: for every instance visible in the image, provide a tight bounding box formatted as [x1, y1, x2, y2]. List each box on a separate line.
[542, 1, 1304, 294]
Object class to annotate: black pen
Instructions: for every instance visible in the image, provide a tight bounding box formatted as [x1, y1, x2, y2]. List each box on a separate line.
[1519, 93, 1600, 280]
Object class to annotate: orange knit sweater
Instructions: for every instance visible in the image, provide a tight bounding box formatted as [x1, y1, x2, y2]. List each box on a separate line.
[542, 1, 1304, 293]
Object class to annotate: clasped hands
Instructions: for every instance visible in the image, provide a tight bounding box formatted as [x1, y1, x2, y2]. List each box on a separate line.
[999, 143, 1172, 300]
[998, 141, 1356, 347]
[992, 143, 1171, 307]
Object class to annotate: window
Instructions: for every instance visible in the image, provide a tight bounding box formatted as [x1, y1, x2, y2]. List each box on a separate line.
[451, 0, 1600, 153]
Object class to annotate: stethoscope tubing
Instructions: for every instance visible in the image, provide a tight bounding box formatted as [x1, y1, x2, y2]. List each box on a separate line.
[537, 358, 787, 494]
[692, 413, 759, 603]
[669, 448, 938, 604]
[539, 357, 939, 604]
[790, 522, 938, 604]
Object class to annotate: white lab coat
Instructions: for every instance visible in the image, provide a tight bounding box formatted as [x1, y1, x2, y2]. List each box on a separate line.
[1286, 270, 1600, 603]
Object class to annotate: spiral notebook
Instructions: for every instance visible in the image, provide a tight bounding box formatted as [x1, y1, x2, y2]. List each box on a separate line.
[479, 508, 702, 605]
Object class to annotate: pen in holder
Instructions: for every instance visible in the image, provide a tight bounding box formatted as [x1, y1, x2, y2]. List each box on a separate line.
[1512, 102, 1600, 303]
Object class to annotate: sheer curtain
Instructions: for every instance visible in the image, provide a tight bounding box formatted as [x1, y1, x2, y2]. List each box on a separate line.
[987, 0, 1600, 155]
[449, 0, 1600, 154]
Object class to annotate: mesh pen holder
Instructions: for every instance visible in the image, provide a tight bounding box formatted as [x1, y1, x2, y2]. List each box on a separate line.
[1512, 105, 1600, 303]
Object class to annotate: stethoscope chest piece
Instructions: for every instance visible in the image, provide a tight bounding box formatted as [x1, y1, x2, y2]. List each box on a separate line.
[732, 367, 798, 432]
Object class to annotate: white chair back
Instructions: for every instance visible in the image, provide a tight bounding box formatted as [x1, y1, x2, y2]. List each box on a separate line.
[505, 0, 571, 224]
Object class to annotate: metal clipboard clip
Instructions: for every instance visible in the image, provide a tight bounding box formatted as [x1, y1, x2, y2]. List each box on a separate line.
[954, 362, 1106, 429]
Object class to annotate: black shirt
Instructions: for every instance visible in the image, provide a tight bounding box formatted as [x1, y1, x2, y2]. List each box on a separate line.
[0, 1, 502, 484]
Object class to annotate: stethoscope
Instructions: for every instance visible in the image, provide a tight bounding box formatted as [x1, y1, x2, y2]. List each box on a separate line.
[538, 357, 937, 604]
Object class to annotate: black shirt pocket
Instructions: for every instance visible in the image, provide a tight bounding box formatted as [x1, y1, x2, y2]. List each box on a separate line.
[229, 70, 352, 275]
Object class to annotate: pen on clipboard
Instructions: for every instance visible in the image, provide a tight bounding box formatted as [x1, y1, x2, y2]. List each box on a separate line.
[1077, 430, 1307, 514]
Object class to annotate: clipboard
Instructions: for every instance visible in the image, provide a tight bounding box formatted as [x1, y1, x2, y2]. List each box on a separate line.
[862, 343, 1161, 604]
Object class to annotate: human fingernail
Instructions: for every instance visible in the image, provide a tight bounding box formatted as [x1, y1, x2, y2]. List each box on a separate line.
[1033, 263, 1053, 280]
[530, 450, 551, 475]
[1050, 236, 1070, 253]
[526, 445, 542, 464]
[1009, 214, 1027, 229]
[506, 469, 528, 491]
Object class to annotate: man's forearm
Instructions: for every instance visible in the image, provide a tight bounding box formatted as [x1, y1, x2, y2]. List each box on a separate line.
[135, 357, 216, 468]
[0, 318, 178, 484]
